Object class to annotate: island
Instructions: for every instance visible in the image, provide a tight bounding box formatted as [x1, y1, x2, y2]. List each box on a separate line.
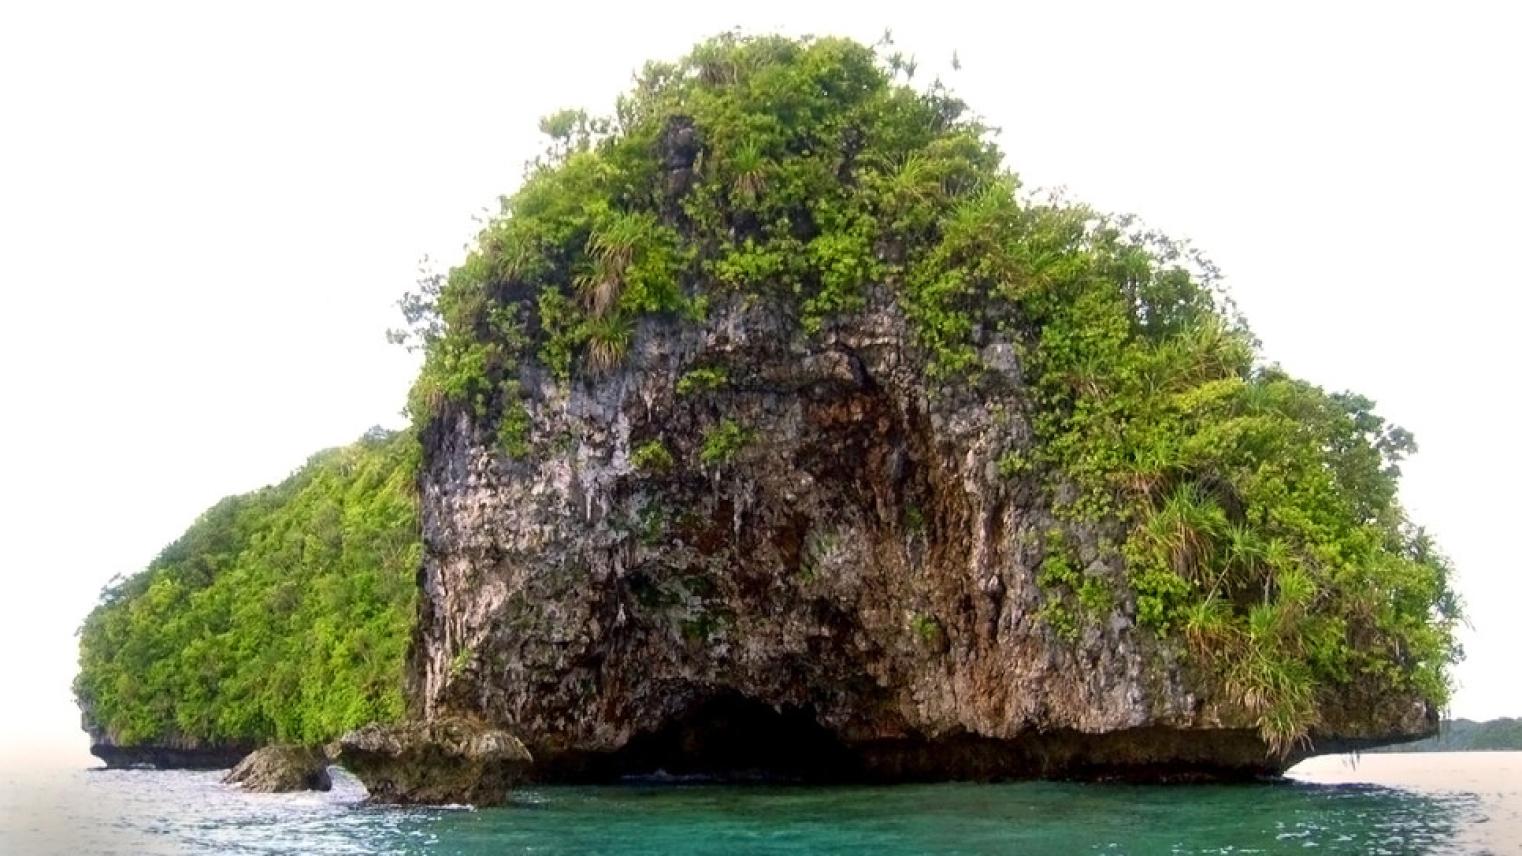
[75, 33, 1462, 805]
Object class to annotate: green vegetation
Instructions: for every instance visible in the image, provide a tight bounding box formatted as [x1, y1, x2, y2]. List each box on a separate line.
[903, 502, 927, 536]
[908, 612, 944, 647]
[636, 500, 668, 545]
[449, 646, 474, 679]
[74, 430, 420, 746]
[676, 366, 728, 396]
[497, 394, 532, 458]
[630, 439, 675, 472]
[799, 528, 841, 582]
[699, 418, 750, 466]
[1032, 532, 1116, 643]
[996, 450, 1030, 479]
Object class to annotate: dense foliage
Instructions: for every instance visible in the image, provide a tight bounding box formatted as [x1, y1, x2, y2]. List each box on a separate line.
[394, 33, 1461, 753]
[75, 430, 420, 746]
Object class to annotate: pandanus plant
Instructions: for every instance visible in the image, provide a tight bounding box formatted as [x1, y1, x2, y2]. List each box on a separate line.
[731, 141, 768, 201]
[579, 211, 659, 317]
[583, 312, 634, 372]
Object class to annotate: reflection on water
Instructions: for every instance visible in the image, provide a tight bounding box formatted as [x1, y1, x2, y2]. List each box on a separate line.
[0, 752, 1515, 854]
[1289, 751, 1521, 855]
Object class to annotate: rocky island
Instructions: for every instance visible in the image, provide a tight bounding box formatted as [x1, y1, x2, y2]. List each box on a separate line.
[75, 34, 1461, 804]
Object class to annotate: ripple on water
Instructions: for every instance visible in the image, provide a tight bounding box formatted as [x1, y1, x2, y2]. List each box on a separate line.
[0, 753, 1515, 855]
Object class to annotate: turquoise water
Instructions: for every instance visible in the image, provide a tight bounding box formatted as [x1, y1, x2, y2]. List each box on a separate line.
[1, 755, 1516, 854]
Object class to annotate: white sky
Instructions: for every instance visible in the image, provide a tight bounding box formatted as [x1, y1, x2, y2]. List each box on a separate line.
[1, 1, 1517, 768]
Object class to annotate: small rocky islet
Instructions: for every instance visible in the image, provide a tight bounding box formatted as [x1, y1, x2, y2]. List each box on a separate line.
[222, 744, 332, 793]
[75, 33, 1461, 806]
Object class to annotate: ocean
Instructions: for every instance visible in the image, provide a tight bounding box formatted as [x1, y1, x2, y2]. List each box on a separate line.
[1, 752, 1517, 854]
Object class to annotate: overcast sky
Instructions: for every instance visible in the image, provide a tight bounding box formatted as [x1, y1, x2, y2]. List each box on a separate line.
[2, 1, 1517, 766]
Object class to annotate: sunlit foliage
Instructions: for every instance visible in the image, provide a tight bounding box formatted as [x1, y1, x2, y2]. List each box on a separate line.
[74, 430, 420, 745]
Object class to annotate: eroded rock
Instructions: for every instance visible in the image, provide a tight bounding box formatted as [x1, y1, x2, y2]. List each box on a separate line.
[409, 289, 1438, 782]
[84, 711, 252, 770]
[335, 719, 532, 805]
[223, 744, 332, 792]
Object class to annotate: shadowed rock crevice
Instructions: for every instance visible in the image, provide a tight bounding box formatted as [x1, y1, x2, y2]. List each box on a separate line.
[534, 693, 862, 782]
[89, 741, 253, 771]
[523, 691, 1393, 784]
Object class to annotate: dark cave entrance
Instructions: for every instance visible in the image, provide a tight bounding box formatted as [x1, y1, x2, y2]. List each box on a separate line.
[547, 694, 864, 783]
[528, 700, 1299, 784]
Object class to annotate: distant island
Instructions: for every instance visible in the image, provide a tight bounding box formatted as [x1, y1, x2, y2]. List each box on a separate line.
[1369, 718, 1522, 752]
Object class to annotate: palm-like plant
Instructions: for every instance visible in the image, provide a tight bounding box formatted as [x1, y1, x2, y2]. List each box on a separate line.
[1222, 522, 1267, 578]
[1181, 596, 1234, 655]
[888, 152, 940, 207]
[1124, 444, 1179, 501]
[492, 229, 540, 281]
[584, 312, 634, 372]
[573, 257, 623, 318]
[1225, 639, 1315, 757]
[1222, 600, 1317, 757]
[732, 141, 767, 201]
[1140, 482, 1228, 579]
[587, 212, 649, 271]
[697, 54, 740, 85]
[579, 211, 658, 317]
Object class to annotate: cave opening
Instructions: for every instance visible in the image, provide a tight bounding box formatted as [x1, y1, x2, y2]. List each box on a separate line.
[549, 693, 864, 783]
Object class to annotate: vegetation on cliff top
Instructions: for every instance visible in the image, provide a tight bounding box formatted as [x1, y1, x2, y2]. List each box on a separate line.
[394, 32, 1461, 753]
[75, 429, 419, 746]
[79, 33, 1460, 756]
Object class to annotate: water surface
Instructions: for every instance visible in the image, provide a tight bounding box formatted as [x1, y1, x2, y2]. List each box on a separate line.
[2, 752, 1515, 854]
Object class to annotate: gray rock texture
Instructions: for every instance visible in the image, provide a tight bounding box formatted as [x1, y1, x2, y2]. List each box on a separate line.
[335, 718, 532, 805]
[223, 745, 332, 792]
[83, 710, 252, 770]
[409, 288, 1434, 782]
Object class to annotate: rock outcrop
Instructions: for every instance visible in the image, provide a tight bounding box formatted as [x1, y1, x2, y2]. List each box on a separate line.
[409, 288, 1436, 783]
[334, 718, 532, 805]
[84, 712, 252, 769]
[88, 738, 253, 770]
[223, 745, 332, 792]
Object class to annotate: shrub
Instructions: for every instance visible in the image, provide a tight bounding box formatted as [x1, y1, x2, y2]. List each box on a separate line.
[631, 439, 675, 472]
[699, 419, 749, 466]
[497, 399, 532, 458]
[676, 366, 727, 396]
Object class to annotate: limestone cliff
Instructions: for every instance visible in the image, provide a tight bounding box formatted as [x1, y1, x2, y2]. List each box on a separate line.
[410, 288, 1434, 781]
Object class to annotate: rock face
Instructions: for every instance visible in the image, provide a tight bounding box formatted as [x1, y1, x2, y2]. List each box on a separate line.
[89, 737, 252, 770]
[335, 719, 532, 805]
[410, 289, 1435, 782]
[84, 713, 252, 770]
[223, 745, 332, 792]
